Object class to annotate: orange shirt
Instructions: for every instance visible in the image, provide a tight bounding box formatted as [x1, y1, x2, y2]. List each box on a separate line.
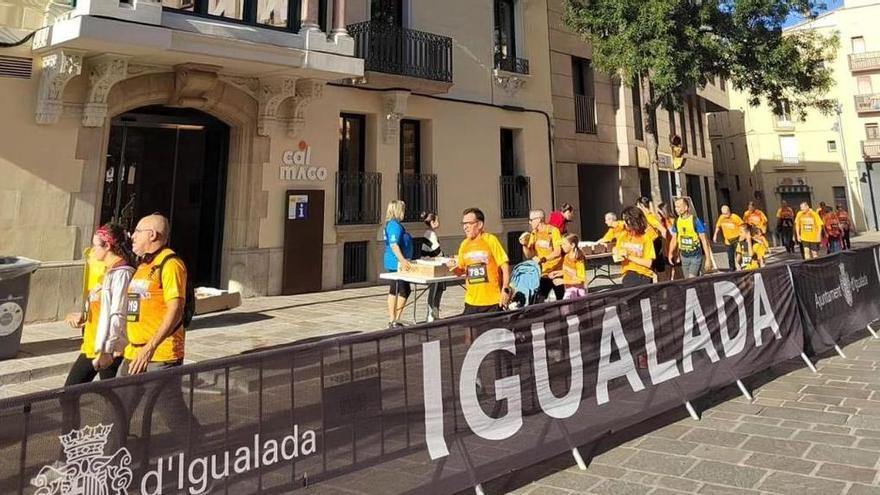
[456, 233, 509, 307]
[776, 207, 794, 220]
[526, 225, 563, 275]
[562, 255, 586, 286]
[837, 210, 851, 229]
[715, 214, 744, 244]
[125, 248, 187, 362]
[617, 230, 656, 279]
[743, 209, 768, 233]
[599, 221, 626, 243]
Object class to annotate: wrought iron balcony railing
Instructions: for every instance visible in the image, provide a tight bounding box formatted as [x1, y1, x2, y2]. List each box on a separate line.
[348, 21, 453, 82]
[398, 174, 438, 223]
[849, 51, 880, 72]
[336, 171, 382, 225]
[494, 52, 529, 75]
[863, 140, 880, 159]
[855, 94, 880, 113]
[574, 94, 598, 134]
[500, 175, 531, 219]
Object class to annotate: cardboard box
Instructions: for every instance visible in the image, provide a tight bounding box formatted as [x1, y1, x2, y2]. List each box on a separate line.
[194, 288, 242, 315]
[400, 259, 452, 278]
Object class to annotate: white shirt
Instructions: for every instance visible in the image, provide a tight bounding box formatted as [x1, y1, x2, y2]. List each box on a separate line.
[423, 229, 442, 257]
[94, 265, 135, 354]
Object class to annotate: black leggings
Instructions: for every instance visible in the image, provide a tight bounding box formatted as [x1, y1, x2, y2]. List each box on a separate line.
[622, 272, 653, 288]
[64, 352, 122, 386]
[538, 277, 565, 302]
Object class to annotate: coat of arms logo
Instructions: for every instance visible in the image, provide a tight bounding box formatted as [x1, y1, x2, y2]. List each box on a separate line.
[31, 423, 132, 495]
[839, 263, 854, 307]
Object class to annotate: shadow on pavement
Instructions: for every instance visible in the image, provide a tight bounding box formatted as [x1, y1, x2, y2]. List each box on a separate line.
[186, 311, 274, 331]
[17, 337, 83, 357]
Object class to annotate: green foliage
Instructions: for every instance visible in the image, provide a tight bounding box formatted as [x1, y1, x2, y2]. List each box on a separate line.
[563, 0, 838, 117]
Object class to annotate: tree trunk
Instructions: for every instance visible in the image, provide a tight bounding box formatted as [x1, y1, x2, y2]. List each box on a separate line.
[639, 74, 663, 206]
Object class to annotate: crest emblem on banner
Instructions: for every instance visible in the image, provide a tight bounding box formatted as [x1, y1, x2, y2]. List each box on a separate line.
[31, 424, 132, 495]
[839, 263, 854, 307]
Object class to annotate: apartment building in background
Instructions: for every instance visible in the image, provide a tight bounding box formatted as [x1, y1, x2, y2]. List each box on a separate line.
[730, 0, 880, 231]
[546, 0, 732, 239]
[0, 0, 554, 321]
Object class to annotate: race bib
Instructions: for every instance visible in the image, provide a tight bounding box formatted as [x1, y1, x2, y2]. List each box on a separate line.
[742, 255, 752, 265]
[803, 224, 813, 232]
[536, 239, 551, 249]
[127, 294, 141, 323]
[466, 263, 488, 284]
[681, 237, 695, 247]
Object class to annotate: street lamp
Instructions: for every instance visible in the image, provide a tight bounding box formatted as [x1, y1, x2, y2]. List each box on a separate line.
[833, 103, 859, 228]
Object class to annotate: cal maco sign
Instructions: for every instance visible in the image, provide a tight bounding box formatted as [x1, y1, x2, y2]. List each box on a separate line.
[280, 141, 328, 182]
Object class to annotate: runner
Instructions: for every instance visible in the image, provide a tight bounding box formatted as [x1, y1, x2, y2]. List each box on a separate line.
[548, 203, 575, 234]
[775, 200, 795, 253]
[743, 201, 769, 235]
[713, 205, 744, 271]
[822, 206, 843, 254]
[637, 197, 668, 276]
[596, 212, 625, 245]
[548, 233, 587, 300]
[795, 202, 824, 260]
[750, 225, 769, 268]
[614, 206, 657, 287]
[520, 209, 564, 302]
[734, 223, 754, 271]
[448, 208, 511, 314]
[669, 198, 714, 278]
[836, 204, 852, 250]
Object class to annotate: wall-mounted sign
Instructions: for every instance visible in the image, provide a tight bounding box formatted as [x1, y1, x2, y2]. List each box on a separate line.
[280, 141, 328, 182]
[288, 194, 309, 220]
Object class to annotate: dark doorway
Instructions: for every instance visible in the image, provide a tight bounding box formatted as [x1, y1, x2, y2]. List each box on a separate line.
[102, 106, 229, 287]
[686, 174, 706, 220]
[578, 164, 619, 240]
[283, 190, 325, 295]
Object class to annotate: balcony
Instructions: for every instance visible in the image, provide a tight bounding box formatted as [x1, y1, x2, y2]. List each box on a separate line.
[574, 94, 598, 134]
[348, 21, 453, 94]
[494, 52, 530, 75]
[500, 175, 531, 219]
[336, 171, 382, 225]
[773, 118, 795, 131]
[772, 153, 806, 169]
[855, 94, 880, 114]
[864, 141, 880, 160]
[398, 173, 438, 222]
[849, 51, 880, 72]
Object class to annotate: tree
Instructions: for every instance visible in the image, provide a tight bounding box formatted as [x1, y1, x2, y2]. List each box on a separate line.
[564, 0, 838, 204]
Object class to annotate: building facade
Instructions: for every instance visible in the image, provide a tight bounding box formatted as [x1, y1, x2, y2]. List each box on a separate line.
[730, 0, 880, 231]
[547, 0, 729, 240]
[707, 110, 760, 214]
[0, 0, 553, 321]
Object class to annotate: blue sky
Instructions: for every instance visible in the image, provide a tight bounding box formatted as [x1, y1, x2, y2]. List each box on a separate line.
[784, 0, 844, 26]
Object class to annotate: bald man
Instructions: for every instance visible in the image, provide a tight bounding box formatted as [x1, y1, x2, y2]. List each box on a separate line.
[124, 214, 187, 375]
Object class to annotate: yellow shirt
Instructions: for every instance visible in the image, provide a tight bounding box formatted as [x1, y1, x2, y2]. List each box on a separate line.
[599, 221, 626, 243]
[715, 214, 744, 244]
[795, 210, 824, 243]
[736, 238, 766, 270]
[562, 255, 587, 286]
[125, 248, 187, 362]
[743, 209, 768, 233]
[81, 255, 107, 359]
[645, 211, 664, 237]
[457, 233, 509, 307]
[526, 225, 563, 275]
[617, 230, 656, 279]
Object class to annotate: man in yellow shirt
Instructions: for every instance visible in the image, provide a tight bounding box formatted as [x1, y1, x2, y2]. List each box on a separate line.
[795, 202, 824, 260]
[125, 214, 187, 375]
[712, 205, 744, 271]
[597, 212, 625, 245]
[520, 209, 564, 302]
[743, 201, 769, 234]
[449, 208, 511, 314]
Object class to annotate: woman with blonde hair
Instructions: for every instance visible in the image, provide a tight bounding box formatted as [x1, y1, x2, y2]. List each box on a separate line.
[384, 200, 413, 327]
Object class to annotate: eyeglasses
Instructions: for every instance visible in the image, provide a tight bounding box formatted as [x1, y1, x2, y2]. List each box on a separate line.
[461, 221, 479, 226]
[133, 228, 154, 235]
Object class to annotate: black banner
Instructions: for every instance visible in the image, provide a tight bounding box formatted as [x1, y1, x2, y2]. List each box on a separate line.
[790, 246, 880, 355]
[0, 265, 805, 495]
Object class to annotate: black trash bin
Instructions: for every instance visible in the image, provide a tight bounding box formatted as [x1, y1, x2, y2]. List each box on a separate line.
[0, 257, 40, 360]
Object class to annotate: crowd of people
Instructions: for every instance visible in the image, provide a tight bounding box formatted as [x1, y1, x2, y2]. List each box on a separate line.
[380, 195, 858, 327]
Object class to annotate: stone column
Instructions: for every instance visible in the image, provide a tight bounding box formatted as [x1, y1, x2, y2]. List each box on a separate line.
[331, 0, 347, 36]
[300, 0, 320, 32]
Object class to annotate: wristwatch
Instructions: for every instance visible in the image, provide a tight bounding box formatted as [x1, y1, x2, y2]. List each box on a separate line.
[539, 257, 547, 264]
[503, 287, 511, 294]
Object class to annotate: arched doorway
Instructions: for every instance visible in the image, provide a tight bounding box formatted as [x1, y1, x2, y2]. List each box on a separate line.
[100, 106, 230, 287]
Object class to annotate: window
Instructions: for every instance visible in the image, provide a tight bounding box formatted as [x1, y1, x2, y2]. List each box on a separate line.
[339, 113, 366, 173]
[779, 135, 800, 163]
[833, 186, 848, 210]
[776, 100, 793, 123]
[852, 36, 866, 54]
[696, 98, 706, 158]
[632, 83, 644, 141]
[857, 76, 873, 96]
[679, 107, 688, 153]
[828, 140, 838, 152]
[257, 0, 288, 27]
[668, 108, 676, 142]
[735, 175, 741, 191]
[371, 0, 402, 26]
[715, 144, 723, 162]
[572, 57, 597, 134]
[494, 0, 517, 62]
[688, 96, 698, 157]
[500, 128, 516, 176]
[867, 123, 880, 140]
[400, 120, 420, 175]
[729, 142, 735, 159]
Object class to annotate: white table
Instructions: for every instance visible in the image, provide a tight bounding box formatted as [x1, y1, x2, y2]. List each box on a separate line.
[379, 272, 466, 325]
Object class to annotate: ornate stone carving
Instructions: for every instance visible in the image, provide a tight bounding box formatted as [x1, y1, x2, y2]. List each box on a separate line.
[219, 75, 260, 100]
[82, 55, 130, 127]
[257, 76, 298, 136]
[126, 63, 165, 77]
[286, 79, 325, 138]
[381, 91, 409, 144]
[170, 63, 222, 107]
[36, 49, 83, 125]
[493, 70, 527, 96]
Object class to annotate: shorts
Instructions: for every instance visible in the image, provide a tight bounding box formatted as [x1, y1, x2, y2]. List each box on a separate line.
[802, 241, 820, 252]
[681, 254, 704, 278]
[563, 287, 587, 300]
[389, 278, 411, 298]
[463, 303, 501, 315]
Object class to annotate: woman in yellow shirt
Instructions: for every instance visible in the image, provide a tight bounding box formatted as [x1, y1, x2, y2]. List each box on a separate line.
[615, 207, 657, 287]
[549, 233, 587, 299]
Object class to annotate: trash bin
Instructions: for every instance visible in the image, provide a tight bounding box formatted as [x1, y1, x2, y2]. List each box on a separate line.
[0, 257, 40, 360]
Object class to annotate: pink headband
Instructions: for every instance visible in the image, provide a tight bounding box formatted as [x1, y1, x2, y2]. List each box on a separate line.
[96, 227, 114, 248]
